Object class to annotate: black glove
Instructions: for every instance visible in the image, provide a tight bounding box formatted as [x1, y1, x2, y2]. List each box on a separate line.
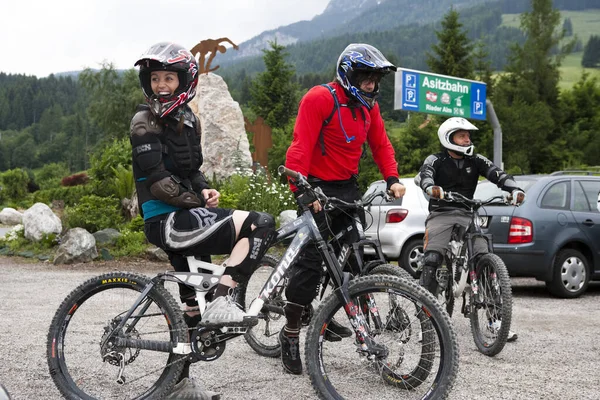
[295, 190, 318, 207]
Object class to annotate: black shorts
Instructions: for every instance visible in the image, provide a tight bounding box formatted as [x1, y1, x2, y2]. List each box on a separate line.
[144, 207, 237, 256]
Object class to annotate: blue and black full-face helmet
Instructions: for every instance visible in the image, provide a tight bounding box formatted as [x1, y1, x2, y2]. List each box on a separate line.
[336, 43, 397, 109]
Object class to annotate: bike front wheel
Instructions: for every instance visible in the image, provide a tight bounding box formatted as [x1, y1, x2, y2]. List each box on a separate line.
[47, 272, 187, 399]
[468, 253, 513, 356]
[306, 275, 459, 400]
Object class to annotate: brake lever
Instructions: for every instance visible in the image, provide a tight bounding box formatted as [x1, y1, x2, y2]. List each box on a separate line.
[383, 191, 394, 203]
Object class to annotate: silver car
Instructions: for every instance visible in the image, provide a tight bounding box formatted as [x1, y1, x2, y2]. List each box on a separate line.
[362, 178, 429, 277]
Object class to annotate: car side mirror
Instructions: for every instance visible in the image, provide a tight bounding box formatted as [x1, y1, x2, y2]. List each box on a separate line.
[597, 191, 600, 212]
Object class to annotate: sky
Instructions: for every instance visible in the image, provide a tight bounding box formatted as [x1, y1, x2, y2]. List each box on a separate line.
[1, 0, 330, 78]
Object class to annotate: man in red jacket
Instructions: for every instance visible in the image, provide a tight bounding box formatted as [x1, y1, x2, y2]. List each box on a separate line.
[280, 43, 405, 374]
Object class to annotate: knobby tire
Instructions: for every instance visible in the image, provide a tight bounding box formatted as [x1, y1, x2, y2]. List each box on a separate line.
[47, 272, 186, 399]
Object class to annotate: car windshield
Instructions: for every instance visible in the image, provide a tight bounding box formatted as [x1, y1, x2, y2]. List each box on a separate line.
[474, 178, 538, 200]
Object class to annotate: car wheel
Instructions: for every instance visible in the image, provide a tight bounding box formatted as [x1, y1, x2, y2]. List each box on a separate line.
[546, 249, 590, 298]
[399, 237, 424, 278]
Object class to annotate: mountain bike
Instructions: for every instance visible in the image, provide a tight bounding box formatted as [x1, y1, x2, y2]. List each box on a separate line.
[47, 166, 459, 400]
[241, 188, 412, 357]
[430, 191, 514, 357]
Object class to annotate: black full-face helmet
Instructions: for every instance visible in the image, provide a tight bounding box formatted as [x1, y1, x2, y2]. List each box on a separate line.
[134, 42, 199, 118]
[336, 43, 397, 109]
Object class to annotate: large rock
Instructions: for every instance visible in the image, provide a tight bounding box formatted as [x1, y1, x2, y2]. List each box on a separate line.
[278, 210, 298, 227]
[93, 228, 122, 246]
[22, 203, 62, 241]
[189, 73, 252, 180]
[0, 208, 23, 225]
[54, 228, 98, 264]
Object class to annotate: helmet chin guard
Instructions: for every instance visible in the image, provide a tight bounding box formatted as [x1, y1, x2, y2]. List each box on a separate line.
[135, 42, 199, 118]
[335, 43, 396, 109]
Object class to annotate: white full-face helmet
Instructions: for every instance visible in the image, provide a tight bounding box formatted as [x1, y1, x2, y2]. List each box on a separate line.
[437, 117, 478, 156]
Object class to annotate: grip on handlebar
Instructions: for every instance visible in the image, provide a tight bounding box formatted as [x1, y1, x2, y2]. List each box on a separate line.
[278, 165, 299, 180]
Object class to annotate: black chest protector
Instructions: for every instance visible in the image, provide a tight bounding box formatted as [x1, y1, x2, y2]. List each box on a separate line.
[160, 112, 203, 178]
[131, 105, 204, 211]
[430, 154, 479, 211]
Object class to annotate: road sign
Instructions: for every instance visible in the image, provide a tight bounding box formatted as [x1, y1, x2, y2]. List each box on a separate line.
[394, 68, 487, 120]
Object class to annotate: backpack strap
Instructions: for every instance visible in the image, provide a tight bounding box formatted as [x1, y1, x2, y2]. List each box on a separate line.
[319, 84, 338, 156]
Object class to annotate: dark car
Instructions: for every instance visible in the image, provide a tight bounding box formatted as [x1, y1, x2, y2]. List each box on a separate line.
[474, 172, 600, 298]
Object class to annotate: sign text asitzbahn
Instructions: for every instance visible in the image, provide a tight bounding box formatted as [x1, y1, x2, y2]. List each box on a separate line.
[394, 68, 487, 120]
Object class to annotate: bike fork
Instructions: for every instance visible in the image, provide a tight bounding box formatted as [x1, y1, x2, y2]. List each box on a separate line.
[333, 273, 387, 357]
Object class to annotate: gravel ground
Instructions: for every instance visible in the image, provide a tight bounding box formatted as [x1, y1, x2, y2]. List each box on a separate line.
[0, 256, 599, 400]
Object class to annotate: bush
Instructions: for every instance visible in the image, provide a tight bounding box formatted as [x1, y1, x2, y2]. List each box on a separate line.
[63, 195, 123, 233]
[61, 172, 90, 187]
[110, 230, 148, 258]
[122, 215, 144, 233]
[33, 185, 94, 207]
[215, 168, 295, 218]
[35, 163, 70, 190]
[110, 164, 134, 200]
[0, 168, 29, 203]
[88, 138, 132, 196]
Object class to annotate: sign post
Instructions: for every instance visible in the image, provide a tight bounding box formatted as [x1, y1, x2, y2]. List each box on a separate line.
[394, 68, 487, 120]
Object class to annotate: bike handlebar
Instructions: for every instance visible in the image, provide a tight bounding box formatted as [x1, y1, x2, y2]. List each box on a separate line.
[444, 191, 508, 208]
[278, 165, 300, 181]
[278, 165, 393, 211]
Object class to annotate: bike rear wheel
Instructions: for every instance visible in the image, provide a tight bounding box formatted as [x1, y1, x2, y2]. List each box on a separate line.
[47, 272, 186, 399]
[468, 253, 513, 356]
[306, 275, 459, 400]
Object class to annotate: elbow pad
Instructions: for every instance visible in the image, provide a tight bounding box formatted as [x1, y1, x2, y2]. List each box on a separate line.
[150, 177, 205, 208]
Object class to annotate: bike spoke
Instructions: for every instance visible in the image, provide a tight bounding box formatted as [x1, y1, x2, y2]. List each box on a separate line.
[311, 287, 451, 399]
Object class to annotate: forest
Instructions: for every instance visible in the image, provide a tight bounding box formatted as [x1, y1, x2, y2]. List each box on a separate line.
[0, 0, 599, 183]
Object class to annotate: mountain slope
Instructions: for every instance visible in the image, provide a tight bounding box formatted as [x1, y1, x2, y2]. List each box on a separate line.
[220, 0, 496, 64]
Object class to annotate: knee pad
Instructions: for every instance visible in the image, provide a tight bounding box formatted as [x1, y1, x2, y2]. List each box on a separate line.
[423, 251, 443, 268]
[229, 211, 277, 282]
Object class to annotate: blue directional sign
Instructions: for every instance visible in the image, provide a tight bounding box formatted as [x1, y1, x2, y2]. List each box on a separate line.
[394, 68, 487, 120]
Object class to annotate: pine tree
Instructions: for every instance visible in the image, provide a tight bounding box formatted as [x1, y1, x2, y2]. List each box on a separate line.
[472, 39, 494, 97]
[582, 35, 600, 68]
[562, 17, 573, 37]
[492, 0, 575, 173]
[426, 7, 474, 79]
[504, 0, 575, 106]
[249, 41, 299, 130]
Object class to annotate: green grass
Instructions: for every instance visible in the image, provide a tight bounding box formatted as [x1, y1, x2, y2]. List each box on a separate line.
[559, 52, 600, 90]
[501, 10, 600, 90]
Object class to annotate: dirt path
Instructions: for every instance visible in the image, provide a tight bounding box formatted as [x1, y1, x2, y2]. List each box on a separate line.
[0, 257, 599, 399]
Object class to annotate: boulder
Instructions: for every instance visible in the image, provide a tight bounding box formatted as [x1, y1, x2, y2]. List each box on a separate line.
[54, 228, 98, 264]
[93, 228, 122, 246]
[22, 203, 62, 242]
[278, 210, 298, 227]
[189, 73, 252, 180]
[0, 208, 23, 225]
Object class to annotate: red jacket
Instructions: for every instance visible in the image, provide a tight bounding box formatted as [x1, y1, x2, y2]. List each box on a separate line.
[285, 82, 399, 189]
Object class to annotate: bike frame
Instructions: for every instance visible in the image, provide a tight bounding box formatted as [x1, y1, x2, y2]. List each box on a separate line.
[442, 194, 505, 313]
[105, 196, 387, 356]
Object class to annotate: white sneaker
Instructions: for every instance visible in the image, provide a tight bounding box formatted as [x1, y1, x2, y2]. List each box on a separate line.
[488, 320, 518, 342]
[166, 377, 221, 400]
[200, 295, 258, 327]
